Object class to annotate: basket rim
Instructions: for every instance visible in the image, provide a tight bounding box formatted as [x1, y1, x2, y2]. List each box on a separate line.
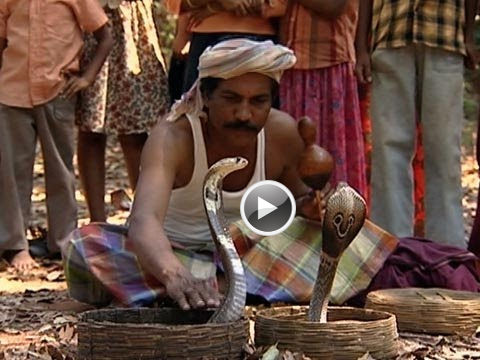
[255, 305, 397, 325]
[366, 288, 480, 305]
[79, 307, 249, 329]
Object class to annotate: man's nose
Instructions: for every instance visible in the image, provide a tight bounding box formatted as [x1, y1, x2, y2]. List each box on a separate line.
[235, 101, 252, 121]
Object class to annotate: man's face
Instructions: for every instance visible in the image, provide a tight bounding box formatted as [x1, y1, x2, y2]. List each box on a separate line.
[203, 73, 273, 143]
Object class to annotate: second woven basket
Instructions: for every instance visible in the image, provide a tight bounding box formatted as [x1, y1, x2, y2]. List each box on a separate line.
[255, 305, 399, 359]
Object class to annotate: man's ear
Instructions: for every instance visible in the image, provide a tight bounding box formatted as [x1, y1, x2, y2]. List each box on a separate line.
[201, 91, 209, 108]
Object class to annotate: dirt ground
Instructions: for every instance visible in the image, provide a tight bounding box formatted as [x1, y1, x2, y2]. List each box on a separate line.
[1, 137, 480, 359]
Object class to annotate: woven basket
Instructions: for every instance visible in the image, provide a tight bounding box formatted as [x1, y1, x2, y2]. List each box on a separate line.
[77, 308, 249, 360]
[254, 306, 398, 359]
[365, 287, 480, 335]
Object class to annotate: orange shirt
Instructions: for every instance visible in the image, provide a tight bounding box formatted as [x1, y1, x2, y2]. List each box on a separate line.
[280, 0, 358, 69]
[0, 0, 108, 108]
[166, 0, 286, 35]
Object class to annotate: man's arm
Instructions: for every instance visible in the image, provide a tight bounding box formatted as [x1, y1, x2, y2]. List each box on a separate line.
[128, 121, 222, 310]
[295, 0, 348, 18]
[354, 0, 373, 83]
[62, 24, 113, 99]
[0, 37, 6, 69]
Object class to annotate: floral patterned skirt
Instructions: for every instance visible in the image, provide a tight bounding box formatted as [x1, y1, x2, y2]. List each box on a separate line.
[280, 63, 368, 198]
[76, 0, 170, 135]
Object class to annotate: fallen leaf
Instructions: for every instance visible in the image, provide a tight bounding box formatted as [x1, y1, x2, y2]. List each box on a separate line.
[58, 324, 75, 343]
[262, 344, 280, 360]
[46, 344, 64, 360]
[357, 353, 375, 360]
[37, 325, 52, 334]
[45, 271, 63, 282]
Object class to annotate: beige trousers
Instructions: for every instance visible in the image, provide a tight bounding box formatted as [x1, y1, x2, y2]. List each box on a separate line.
[0, 96, 77, 253]
[370, 44, 465, 247]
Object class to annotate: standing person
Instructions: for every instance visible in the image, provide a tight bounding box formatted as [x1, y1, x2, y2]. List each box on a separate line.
[279, 0, 368, 198]
[77, 0, 170, 223]
[355, 0, 478, 246]
[166, 0, 286, 93]
[168, 14, 191, 104]
[0, 0, 113, 269]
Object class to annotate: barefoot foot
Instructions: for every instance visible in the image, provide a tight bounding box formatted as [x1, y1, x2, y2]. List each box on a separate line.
[5, 249, 38, 271]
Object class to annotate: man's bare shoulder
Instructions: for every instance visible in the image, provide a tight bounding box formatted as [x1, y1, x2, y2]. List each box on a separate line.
[146, 116, 194, 154]
[265, 108, 301, 142]
[143, 115, 194, 167]
[151, 116, 192, 141]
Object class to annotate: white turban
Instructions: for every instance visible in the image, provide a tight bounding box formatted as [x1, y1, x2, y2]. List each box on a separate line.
[166, 39, 296, 122]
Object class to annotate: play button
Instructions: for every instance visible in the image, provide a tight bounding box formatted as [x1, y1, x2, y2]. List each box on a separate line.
[240, 180, 296, 236]
[258, 197, 277, 219]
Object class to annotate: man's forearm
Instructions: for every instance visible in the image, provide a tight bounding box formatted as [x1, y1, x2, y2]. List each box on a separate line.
[294, 0, 347, 18]
[128, 215, 186, 285]
[355, 0, 373, 53]
[0, 37, 6, 69]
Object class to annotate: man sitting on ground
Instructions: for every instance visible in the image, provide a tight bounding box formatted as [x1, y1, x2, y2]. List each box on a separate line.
[62, 39, 479, 310]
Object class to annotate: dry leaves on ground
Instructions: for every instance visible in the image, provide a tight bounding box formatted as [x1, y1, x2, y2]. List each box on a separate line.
[2, 138, 480, 359]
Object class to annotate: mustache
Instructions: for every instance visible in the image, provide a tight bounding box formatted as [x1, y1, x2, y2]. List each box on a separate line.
[224, 121, 259, 132]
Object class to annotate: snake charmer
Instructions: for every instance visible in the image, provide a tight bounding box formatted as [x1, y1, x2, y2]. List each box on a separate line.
[62, 39, 480, 311]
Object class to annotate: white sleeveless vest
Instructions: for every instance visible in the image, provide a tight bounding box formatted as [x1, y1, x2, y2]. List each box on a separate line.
[163, 114, 266, 250]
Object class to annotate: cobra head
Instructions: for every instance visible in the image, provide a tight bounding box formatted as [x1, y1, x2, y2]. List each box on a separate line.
[321, 183, 367, 258]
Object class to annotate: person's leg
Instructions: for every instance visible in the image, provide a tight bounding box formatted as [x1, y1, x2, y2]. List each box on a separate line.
[468, 111, 480, 256]
[182, 33, 224, 92]
[36, 97, 78, 254]
[279, 65, 367, 197]
[118, 133, 148, 191]
[63, 222, 216, 307]
[0, 105, 37, 269]
[369, 46, 417, 237]
[77, 131, 107, 222]
[419, 45, 465, 247]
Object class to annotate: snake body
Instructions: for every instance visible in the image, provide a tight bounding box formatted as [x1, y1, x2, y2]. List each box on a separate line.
[203, 157, 249, 324]
[202, 157, 366, 325]
[308, 183, 367, 322]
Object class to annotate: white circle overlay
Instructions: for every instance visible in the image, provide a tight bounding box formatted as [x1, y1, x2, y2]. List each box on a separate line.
[240, 180, 296, 236]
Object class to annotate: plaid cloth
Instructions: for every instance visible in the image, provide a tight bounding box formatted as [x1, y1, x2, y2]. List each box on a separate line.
[372, 0, 467, 55]
[63, 218, 398, 307]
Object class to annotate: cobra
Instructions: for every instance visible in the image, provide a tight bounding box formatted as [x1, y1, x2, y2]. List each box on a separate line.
[308, 183, 367, 322]
[203, 156, 249, 324]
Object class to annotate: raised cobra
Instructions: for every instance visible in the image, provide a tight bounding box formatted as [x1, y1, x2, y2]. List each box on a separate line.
[308, 183, 367, 322]
[203, 156, 249, 324]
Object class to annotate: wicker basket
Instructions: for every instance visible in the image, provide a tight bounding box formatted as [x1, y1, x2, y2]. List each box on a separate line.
[77, 308, 249, 360]
[365, 288, 480, 335]
[254, 306, 398, 360]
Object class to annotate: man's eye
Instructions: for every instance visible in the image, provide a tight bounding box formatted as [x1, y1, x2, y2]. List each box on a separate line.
[252, 98, 269, 105]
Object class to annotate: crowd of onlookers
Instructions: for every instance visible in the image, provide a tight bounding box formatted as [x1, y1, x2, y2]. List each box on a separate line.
[1, 0, 479, 272]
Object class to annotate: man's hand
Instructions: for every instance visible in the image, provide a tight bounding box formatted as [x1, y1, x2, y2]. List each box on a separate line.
[61, 74, 91, 99]
[161, 267, 223, 310]
[354, 50, 372, 84]
[296, 183, 334, 224]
